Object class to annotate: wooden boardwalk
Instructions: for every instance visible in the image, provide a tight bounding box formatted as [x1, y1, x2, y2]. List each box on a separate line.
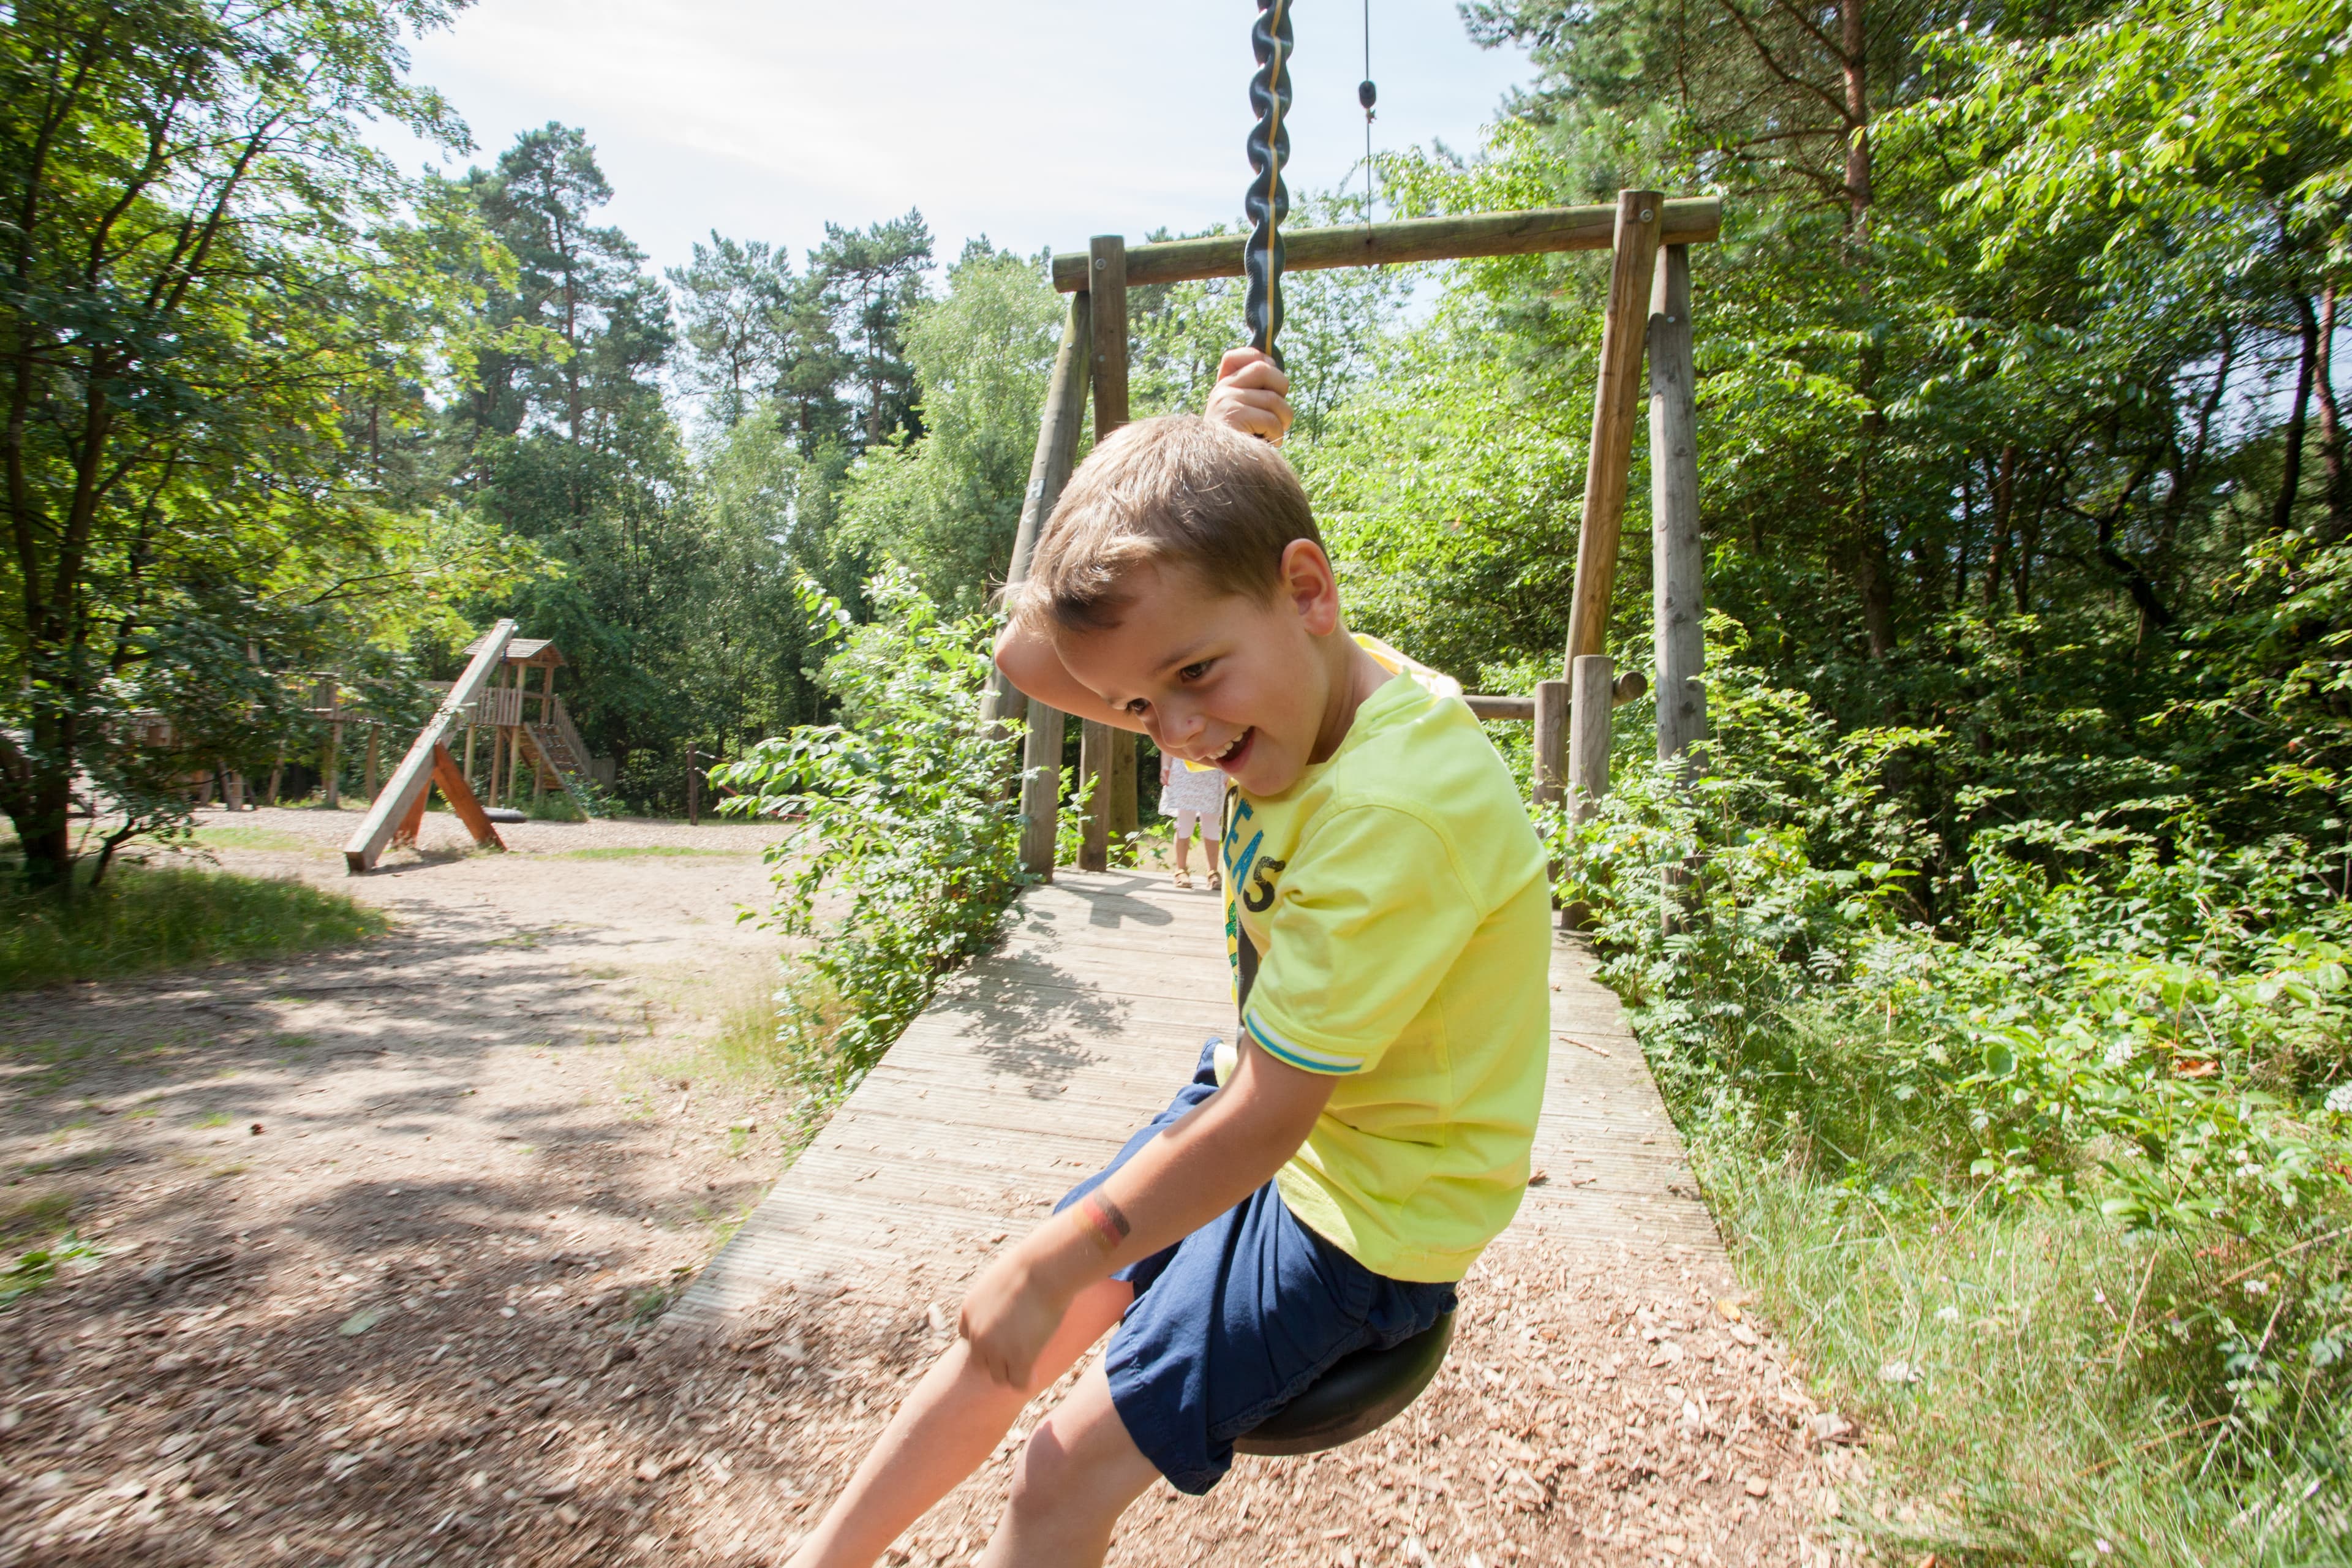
[671, 869, 1718, 1332]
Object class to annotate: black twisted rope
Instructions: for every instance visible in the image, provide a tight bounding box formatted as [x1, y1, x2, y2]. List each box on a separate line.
[1245, 0, 1294, 368]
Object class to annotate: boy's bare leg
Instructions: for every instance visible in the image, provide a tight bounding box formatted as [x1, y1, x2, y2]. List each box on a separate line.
[787, 1278, 1133, 1568]
[979, 1356, 1162, 1568]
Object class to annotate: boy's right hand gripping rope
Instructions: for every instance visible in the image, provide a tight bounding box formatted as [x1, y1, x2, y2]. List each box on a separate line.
[1245, 0, 1294, 369]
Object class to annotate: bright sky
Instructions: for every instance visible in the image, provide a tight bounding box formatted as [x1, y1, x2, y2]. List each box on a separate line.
[383, 0, 1532, 279]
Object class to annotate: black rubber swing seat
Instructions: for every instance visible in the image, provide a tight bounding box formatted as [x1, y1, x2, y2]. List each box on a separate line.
[1232, 1311, 1455, 1456]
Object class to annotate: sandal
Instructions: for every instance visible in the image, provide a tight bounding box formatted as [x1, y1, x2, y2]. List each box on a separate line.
[1207, 869, 1223, 892]
[1173, 868, 1193, 889]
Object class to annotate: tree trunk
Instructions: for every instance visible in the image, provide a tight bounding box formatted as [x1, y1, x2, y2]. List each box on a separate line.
[1985, 445, 2016, 612]
[2313, 285, 2346, 538]
[2275, 292, 2320, 533]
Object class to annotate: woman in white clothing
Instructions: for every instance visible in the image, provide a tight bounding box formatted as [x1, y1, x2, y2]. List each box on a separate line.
[1156, 749, 1227, 890]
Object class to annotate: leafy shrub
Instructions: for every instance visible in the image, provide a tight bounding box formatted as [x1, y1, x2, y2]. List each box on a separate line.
[1559, 625, 2352, 1553]
[712, 570, 1028, 1127]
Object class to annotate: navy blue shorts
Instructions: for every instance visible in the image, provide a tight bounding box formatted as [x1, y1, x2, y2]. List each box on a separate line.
[1054, 1038, 1458, 1494]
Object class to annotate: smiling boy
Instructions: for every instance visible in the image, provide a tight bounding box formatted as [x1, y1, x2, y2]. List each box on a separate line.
[785, 353, 1551, 1568]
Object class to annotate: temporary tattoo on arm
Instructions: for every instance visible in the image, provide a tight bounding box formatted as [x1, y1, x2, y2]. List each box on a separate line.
[1075, 1192, 1131, 1254]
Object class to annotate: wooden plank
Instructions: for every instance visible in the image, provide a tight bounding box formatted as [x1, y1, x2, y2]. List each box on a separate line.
[1464, 694, 1534, 721]
[1649, 243, 1706, 766]
[344, 619, 516, 873]
[430, 742, 504, 851]
[1563, 191, 1665, 669]
[1050, 197, 1722, 292]
[671, 869, 1730, 1340]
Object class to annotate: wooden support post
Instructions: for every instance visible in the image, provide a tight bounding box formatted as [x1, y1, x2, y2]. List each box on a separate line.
[1109, 729, 1137, 861]
[364, 725, 380, 802]
[1534, 677, 1571, 916]
[1532, 679, 1570, 807]
[1569, 655, 1615, 823]
[1079, 719, 1110, 872]
[687, 746, 700, 827]
[461, 721, 477, 797]
[431, 742, 505, 851]
[1649, 243, 1706, 767]
[987, 293, 1091, 733]
[320, 680, 341, 809]
[1088, 236, 1130, 435]
[1562, 190, 1665, 673]
[1562, 654, 1616, 930]
[1018, 704, 1066, 878]
[393, 777, 428, 848]
[1084, 235, 1136, 858]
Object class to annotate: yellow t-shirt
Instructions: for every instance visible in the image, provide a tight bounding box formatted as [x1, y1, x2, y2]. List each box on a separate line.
[1216, 655, 1551, 1283]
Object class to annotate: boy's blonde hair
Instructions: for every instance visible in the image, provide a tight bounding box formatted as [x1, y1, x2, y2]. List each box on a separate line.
[1014, 415, 1321, 634]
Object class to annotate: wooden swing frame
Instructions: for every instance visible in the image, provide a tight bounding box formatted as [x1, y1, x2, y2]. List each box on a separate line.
[997, 189, 1721, 880]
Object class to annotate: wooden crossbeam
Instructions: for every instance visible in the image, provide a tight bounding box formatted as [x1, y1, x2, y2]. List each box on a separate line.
[1049, 197, 1719, 293]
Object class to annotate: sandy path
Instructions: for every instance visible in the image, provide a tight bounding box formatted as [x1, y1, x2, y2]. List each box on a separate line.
[0, 804, 812, 1566]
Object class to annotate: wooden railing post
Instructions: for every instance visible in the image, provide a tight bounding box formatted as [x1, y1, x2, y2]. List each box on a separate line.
[1562, 191, 1664, 672]
[1532, 679, 1570, 807]
[1569, 655, 1615, 823]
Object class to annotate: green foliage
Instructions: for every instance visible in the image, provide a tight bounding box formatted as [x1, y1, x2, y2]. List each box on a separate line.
[1561, 625, 2352, 1551]
[1, 1232, 102, 1311]
[834, 242, 1063, 608]
[711, 570, 1027, 1120]
[0, 0, 537, 886]
[0, 862, 390, 991]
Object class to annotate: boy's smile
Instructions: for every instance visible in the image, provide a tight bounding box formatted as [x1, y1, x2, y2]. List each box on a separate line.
[1050, 546, 1392, 799]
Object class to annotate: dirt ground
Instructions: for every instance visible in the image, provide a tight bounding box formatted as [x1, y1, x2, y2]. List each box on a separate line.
[0, 803, 804, 1566]
[1, 807, 1880, 1568]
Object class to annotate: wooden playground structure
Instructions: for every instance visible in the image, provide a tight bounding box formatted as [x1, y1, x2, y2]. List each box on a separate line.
[992, 190, 1718, 881]
[336, 620, 605, 873]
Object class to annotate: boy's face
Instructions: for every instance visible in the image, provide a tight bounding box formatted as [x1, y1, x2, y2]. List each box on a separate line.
[1052, 549, 1343, 798]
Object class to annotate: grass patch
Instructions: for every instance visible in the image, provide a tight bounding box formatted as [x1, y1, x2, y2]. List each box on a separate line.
[0, 861, 389, 991]
[0, 1191, 75, 1250]
[187, 824, 313, 854]
[553, 845, 750, 861]
[0, 1231, 102, 1310]
[706, 968, 795, 1079]
[1675, 1013, 2351, 1564]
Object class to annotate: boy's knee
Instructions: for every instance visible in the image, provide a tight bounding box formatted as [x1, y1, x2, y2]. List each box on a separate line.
[1006, 1413, 1126, 1510]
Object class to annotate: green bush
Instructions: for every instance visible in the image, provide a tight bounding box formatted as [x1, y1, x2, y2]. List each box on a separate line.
[1559, 625, 2352, 1559]
[0, 861, 390, 990]
[713, 570, 1028, 1128]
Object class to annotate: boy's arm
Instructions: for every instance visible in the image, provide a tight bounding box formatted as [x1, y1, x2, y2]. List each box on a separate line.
[957, 1043, 1335, 1387]
[993, 620, 1148, 733]
[989, 345, 1297, 733]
